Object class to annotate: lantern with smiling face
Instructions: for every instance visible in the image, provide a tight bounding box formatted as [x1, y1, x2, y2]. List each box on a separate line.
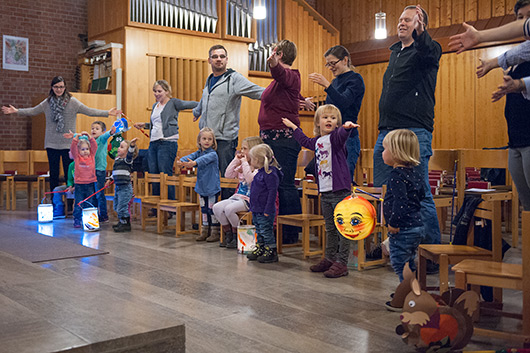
[334, 195, 377, 241]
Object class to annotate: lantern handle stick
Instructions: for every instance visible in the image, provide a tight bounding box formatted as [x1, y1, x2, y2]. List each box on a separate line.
[44, 189, 69, 195]
[121, 113, 151, 139]
[353, 187, 384, 201]
[77, 180, 114, 207]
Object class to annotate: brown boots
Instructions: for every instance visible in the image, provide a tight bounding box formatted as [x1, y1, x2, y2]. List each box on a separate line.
[206, 225, 220, 242]
[196, 226, 210, 241]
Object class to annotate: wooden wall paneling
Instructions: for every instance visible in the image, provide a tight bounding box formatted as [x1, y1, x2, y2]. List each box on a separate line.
[73, 93, 118, 135]
[439, 0, 453, 27]
[473, 45, 511, 148]
[453, 0, 465, 24]
[301, 6, 309, 92]
[88, 0, 129, 39]
[170, 58, 177, 96]
[355, 63, 386, 150]
[183, 60, 191, 101]
[478, 0, 493, 19]
[156, 56, 163, 81]
[427, 0, 441, 29]
[177, 59, 184, 99]
[163, 57, 171, 79]
[465, 0, 478, 22]
[433, 51, 477, 149]
[492, 0, 507, 16]
[190, 60, 198, 101]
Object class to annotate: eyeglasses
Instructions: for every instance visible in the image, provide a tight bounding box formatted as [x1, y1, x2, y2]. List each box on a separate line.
[52, 85, 66, 89]
[325, 59, 341, 68]
[210, 55, 226, 59]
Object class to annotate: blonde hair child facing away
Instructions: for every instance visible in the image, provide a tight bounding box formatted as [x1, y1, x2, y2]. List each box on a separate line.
[123, 139, 139, 159]
[313, 104, 342, 136]
[383, 129, 420, 167]
[197, 127, 217, 150]
[249, 144, 280, 174]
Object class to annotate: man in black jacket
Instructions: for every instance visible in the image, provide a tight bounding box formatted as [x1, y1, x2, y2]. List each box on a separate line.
[373, 5, 443, 267]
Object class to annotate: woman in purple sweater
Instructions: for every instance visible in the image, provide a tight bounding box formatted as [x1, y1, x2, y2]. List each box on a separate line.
[257, 39, 302, 245]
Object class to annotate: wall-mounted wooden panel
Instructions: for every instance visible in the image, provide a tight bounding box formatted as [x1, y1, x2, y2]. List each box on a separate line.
[315, 0, 514, 44]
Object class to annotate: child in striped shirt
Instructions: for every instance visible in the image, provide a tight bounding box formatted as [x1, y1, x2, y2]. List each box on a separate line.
[106, 138, 138, 232]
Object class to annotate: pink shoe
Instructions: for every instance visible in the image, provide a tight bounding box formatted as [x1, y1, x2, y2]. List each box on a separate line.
[324, 262, 349, 278]
[310, 258, 334, 272]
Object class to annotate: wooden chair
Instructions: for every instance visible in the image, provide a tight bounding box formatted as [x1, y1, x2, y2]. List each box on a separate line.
[1, 150, 32, 210]
[139, 172, 165, 231]
[452, 211, 530, 346]
[418, 191, 508, 296]
[276, 180, 325, 258]
[296, 148, 314, 179]
[429, 149, 458, 231]
[157, 175, 201, 237]
[456, 149, 518, 247]
[357, 149, 374, 186]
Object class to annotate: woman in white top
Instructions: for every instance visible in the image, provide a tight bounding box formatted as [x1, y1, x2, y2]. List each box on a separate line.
[134, 80, 198, 200]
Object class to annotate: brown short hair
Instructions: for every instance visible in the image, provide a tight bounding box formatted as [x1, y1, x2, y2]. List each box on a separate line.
[274, 40, 297, 66]
[92, 121, 106, 131]
[209, 45, 227, 57]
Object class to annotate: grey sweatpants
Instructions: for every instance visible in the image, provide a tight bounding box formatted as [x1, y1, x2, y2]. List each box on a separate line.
[509, 146, 530, 211]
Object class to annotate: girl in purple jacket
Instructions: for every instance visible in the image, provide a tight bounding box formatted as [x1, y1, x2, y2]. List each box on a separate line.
[282, 104, 359, 278]
[247, 144, 282, 263]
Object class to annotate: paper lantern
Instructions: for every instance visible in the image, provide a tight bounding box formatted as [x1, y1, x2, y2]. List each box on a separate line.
[82, 207, 100, 231]
[112, 117, 129, 133]
[237, 225, 256, 254]
[107, 133, 124, 159]
[334, 194, 376, 241]
[38, 204, 53, 222]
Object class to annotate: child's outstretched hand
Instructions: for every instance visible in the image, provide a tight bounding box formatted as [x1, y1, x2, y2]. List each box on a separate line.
[110, 125, 117, 135]
[130, 137, 138, 147]
[63, 130, 75, 139]
[343, 121, 360, 129]
[181, 158, 197, 168]
[281, 117, 298, 130]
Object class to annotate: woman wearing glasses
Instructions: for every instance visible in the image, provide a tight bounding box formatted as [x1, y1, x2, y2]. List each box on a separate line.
[309, 45, 365, 184]
[1, 76, 120, 191]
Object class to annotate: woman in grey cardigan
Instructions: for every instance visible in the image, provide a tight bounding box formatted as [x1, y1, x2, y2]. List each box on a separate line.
[134, 80, 198, 201]
[2, 76, 119, 191]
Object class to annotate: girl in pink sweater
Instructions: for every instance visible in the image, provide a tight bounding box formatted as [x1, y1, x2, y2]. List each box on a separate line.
[212, 136, 263, 248]
[70, 132, 97, 228]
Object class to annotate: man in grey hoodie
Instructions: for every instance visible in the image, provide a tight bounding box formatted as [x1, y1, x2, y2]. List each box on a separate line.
[193, 45, 264, 187]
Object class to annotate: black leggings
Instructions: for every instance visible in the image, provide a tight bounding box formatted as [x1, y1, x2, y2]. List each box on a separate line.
[46, 148, 72, 191]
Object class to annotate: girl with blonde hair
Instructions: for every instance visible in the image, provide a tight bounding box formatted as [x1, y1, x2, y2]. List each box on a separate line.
[246, 144, 282, 263]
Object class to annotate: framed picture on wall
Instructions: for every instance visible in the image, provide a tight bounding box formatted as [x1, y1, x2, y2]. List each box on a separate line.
[3, 35, 29, 71]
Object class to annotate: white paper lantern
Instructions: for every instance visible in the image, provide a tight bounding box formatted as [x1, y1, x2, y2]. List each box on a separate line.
[82, 207, 100, 231]
[38, 204, 53, 223]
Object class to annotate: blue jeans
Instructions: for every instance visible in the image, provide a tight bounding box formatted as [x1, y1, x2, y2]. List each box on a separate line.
[346, 134, 361, 184]
[114, 183, 133, 219]
[389, 226, 424, 282]
[373, 128, 441, 244]
[253, 212, 276, 248]
[73, 183, 96, 223]
[263, 135, 302, 243]
[217, 138, 238, 199]
[95, 170, 108, 219]
[147, 140, 178, 200]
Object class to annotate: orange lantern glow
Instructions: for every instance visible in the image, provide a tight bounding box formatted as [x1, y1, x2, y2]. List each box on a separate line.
[334, 194, 377, 241]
